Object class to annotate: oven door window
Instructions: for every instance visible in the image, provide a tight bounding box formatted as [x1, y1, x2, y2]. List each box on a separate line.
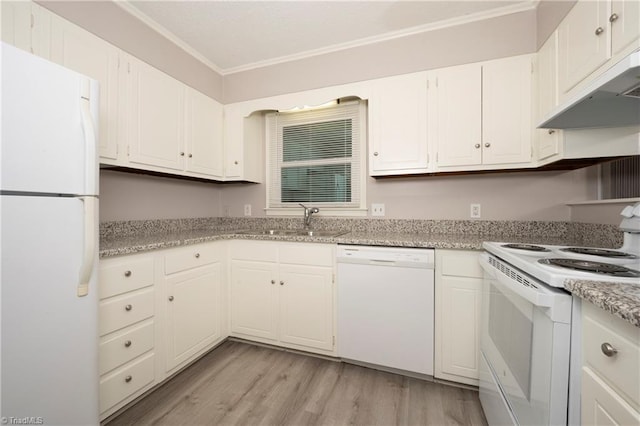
[482, 279, 557, 425]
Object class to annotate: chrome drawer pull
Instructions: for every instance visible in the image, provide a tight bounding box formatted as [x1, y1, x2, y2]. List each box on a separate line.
[125, 375, 132, 383]
[595, 27, 604, 36]
[601, 342, 618, 357]
[125, 304, 132, 311]
[195, 253, 200, 258]
[124, 340, 132, 348]
[124, 270, 132, 277]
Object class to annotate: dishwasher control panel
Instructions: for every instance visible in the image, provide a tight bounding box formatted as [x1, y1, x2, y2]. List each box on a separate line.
[337, 245, 434, 268]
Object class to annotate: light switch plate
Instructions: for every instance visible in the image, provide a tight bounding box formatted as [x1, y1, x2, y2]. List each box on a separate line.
[470, 204, 481, 218]
[371, 203, 385, 216]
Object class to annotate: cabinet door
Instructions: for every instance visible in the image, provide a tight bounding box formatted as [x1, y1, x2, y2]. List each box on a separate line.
[1, 2, 51, 59]
[50, 16, 120, 161]
[482, 55, 533, 165]
[165, 263, 222, 371]
[278, 264, 333, 352]
[185, 88, 224, 178]
[558, 0, 611, 94]
[436, 275, 481, 384]
[230, 260, 278, 341]
[125, 56, 185, 171]
[433, 63, 482, 167]
[582, 367, 640, 425]
[369, 72, 429, 175]
[536, 32, 562, 163]
[611, 0, 640, 56]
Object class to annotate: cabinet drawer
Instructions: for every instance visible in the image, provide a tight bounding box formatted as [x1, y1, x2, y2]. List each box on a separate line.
[99, 353, 155, 414]
[229, 240, 278, 262]
[583, 303, 640, 407]
[99, 289, 154, 336]
[279, 243, 334, 267]
[439, 250, 482, 278]
[100, 320, 154, 375]
[99, 256, 154, 300]
[164, 244, 221, 275]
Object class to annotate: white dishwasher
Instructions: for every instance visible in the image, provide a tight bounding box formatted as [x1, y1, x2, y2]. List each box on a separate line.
[337, 245, 435, 375]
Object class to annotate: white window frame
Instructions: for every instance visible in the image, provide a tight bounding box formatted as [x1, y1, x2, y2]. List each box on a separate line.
[265, 100, 367, 217]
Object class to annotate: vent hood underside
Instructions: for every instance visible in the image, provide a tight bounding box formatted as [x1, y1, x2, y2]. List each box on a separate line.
[539, 51, 640, 129]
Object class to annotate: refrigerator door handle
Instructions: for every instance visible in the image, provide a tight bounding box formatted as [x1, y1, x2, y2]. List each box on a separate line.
[77, 196, 97, 297]
[80, 79, 97, 196]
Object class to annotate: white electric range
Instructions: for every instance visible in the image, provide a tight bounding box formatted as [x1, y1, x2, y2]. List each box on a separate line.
[478, 203, 640, 426]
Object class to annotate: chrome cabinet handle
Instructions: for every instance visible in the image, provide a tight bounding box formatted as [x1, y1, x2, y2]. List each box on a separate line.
[595, 27, 604, 36]
[195, 253, 200, 258]
[484, 142, 491, 148]
[180, 152, 185, 156]
[124, 270, 132, 277]
[168, 296, 174, 301]
[280, 281, 284, 286]
[124, 340, 132, 348]
[609, 13, 618, 23]
[125, 304, 132, 311]
[548, 129, 555, 135]
[474, 143, 481, 149]
[188, 153, 193, 158]
[601, 342, 618, 357]
[271, 280, 275, 285]
[234, 160, 239, 165]
[373, 152, 379, 156]
[125, 375, 132, 383]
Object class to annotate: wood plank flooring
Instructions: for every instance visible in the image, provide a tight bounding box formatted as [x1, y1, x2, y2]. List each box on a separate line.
[108, 341, 488, 426]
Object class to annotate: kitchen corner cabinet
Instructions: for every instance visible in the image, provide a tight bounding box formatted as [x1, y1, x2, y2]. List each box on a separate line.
[229, 241, 335, 355]
[432, 54, 533, 171]
[222, 105, 264, 182]
[581, 302, 640, 424]
[368, 72, 430, 176]
[98, 252, 157, 419]
[434, 250, 482, 386]
[162, 243, 225, 373]
[1, 0, 51, 59]
[558, 0, 640, 96]
[535, 31, 564, 165]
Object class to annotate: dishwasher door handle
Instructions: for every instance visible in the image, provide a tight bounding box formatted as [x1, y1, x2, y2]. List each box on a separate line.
[369, 259, 397, 266]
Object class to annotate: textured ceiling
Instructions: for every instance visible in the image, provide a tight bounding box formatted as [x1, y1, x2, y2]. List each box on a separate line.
[126, 1, 533, 74]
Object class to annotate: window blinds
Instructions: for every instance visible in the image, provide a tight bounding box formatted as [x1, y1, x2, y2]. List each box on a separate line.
[267, 101, 363, 208]
[600, 155, 640, 199]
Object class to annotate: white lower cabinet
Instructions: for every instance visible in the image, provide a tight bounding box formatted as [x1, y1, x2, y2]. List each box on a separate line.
[98, 241, 227, 420]
[229, 240, 336, 355]
[434, 249, 482, 386]
[581, 301, 640, 425]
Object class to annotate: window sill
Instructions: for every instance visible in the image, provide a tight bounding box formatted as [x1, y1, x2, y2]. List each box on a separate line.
[265, 208, 368, 217]
[566, 198, 640, 206]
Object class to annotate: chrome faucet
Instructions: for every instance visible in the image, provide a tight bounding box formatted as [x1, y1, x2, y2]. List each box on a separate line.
[299, 203, 319, 228]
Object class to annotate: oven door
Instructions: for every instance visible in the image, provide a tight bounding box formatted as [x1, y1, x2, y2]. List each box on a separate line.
[479, 253, 572, 426]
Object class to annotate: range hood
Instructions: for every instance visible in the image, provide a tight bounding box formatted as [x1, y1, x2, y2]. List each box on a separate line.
[539, 51, 640, 129]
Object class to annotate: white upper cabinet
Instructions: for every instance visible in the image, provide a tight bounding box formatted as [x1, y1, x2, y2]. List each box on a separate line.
[222, 106, 264, 182]
[124, 55, 186, 172]
[1, 1, 51, 59]
[185, 88, 224, 178]
[50, 15, 120, 160]
[558, 0, 640, 95]
[535, 31, 563, 164]
[433, 55, 533, 170]
[368, 72, 430, 175]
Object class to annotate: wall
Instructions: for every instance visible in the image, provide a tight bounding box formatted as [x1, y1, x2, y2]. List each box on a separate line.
[36, 0, 223, 101]
[221, 168, 596, 221]
[536, 0, 576, 48]
[223, 9, 537, 103]
[99, 170, 222, 222]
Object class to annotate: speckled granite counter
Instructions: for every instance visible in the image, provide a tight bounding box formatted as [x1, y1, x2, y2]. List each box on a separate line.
[565, 279, 640, 328]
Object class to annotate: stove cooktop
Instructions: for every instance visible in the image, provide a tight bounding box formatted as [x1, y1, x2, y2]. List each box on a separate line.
[484, 241, 640, 288]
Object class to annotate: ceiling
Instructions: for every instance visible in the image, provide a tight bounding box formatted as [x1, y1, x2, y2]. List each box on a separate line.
[124, 1, 535, 74]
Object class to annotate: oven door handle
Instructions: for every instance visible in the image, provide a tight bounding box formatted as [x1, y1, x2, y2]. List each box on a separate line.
[480, 253, 555, 308]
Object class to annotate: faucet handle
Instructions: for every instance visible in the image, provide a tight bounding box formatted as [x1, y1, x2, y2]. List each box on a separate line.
[299, 203, 308, 210]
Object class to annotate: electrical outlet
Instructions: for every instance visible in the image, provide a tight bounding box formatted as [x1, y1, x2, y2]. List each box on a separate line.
[223, 206, 230, 217]
[470, 204, 481, 219]
[371, 203, 385, 217]
[244, 204, 252, 216]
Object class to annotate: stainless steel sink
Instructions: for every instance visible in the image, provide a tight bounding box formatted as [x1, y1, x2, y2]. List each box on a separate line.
[235, 229, 348, 237]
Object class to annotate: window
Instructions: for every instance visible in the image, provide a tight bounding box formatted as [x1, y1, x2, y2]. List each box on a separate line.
[266, 100, 366, 213]
[600, 156, 640, 199]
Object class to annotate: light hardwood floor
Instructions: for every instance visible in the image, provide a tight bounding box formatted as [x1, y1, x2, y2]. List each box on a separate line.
[108, 341, 488, 426]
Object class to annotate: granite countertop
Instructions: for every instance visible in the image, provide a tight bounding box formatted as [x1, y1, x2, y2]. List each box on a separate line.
[565, 279, 640, 328]
[99, 228, 585, 258]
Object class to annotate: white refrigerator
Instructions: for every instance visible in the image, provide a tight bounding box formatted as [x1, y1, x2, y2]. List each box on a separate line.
[1, 43, 100, 425]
